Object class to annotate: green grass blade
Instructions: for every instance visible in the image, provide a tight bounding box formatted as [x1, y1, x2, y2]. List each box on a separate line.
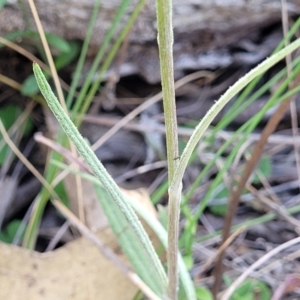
[66, 0, 102, 108]
[94, 185, 164, 296]
[78, 0, 146, 118]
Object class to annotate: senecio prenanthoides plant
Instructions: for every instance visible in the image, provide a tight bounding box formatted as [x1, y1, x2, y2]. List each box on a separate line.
[34, 3, 300, 299]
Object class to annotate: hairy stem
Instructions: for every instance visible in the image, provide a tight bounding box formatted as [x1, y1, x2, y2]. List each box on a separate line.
[155, 0, 180, 299]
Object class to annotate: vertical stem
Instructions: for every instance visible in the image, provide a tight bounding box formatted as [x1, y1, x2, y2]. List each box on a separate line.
[155, 0, 180, 299]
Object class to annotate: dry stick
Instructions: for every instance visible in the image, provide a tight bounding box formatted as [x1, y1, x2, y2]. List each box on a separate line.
[212, 72, 300, 298]
[0, 73, 44, 104]
[259, 248, 300, 275]
[0, 74, 22, 90]
[28, 0, 85, 223]
[45, 220, 70, 252]
[0, 120, 60, 200]
[34, 133, 90, 173]
[84, 114, 300, 145]
[52, 200, 161, 300]
[221, 236, 300, 300]
[27, 0, 66, 109]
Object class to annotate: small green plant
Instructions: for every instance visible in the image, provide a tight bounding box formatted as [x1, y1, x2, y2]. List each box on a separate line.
[224, 277, 271, 300]
[0, 105, 33, 165]
[5, 0, 298, 298]
[0, 220, 25, 244]
[22, 40, 80, 96]
[33, 34, 300, 300]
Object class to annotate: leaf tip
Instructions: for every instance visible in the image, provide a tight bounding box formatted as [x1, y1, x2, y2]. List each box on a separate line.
[32, 61, 39, 70]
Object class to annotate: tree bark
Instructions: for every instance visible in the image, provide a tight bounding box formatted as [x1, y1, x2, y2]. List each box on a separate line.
[1, 0, 300, 83]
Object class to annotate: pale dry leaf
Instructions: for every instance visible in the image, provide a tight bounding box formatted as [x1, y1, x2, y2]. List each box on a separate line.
[0, 187, 162, 299]
[0, 227, 137, 300]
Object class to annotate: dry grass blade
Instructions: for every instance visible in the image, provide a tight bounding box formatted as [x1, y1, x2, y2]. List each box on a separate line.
[27, 0, 65, 109]
[271, 274, 300, 300]
[0, 120, 59, 200]
[0, 74, 22, 90]
[28, 0, 85, 222]
[84, 113, 300, 144]
[34, 132, 90, 174]
[0, 177, 18, 229]
[115, 161, 167, 183]
[0, 74, 44, 104]
[0, 36, 71, 92]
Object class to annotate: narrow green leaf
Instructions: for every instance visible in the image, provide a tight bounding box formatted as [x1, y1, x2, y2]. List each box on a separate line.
[22, 75, 40, 96]
[44, 33, 70, 53]
[170, 37, 300, 198]
[33, 62, 167, 292]
[54, 41, 80, 69]
[94, 185, 163, 295]
[0, 220, 25, 244]
[253, 156, 272, 184]
[230, 279, 271, 300]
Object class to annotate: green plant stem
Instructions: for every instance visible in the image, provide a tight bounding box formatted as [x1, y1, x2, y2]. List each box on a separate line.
[33, 63, 168, 293]
[169, 37, 300, 199]
[155, 0, 180, 299]
[66, 0, 102, 108]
